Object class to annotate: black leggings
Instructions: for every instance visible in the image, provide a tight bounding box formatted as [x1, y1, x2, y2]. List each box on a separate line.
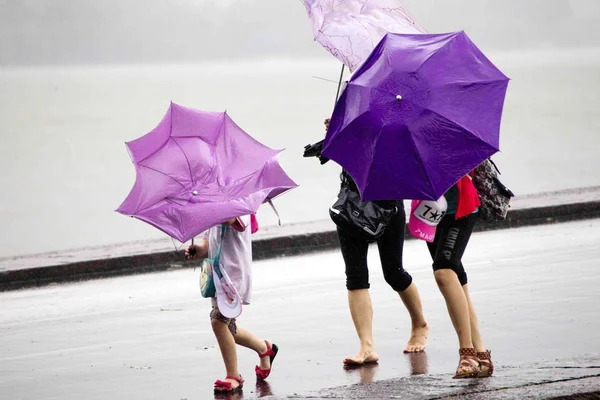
[337, 202, 413, 292]
[427, 213, 478, 286]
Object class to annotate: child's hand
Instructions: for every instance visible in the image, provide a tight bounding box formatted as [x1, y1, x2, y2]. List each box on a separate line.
[324, 118, 330, 131]
[185, 237, 208, 260]
[185, 245, 201, 260]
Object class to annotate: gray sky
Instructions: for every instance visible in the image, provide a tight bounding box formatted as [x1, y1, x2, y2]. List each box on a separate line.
[1, 0, 599, 66]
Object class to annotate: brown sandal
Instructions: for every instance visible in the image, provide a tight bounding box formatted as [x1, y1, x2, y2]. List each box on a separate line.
[453, 348, 480, 379]
[477, 350, 494, 377]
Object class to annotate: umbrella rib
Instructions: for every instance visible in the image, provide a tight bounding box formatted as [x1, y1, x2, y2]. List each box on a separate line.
[319, 31, 357, 61]
[420, 78, 507, 147]
[415, 33, 462, 73]
[351, 15, 378, 49]
[431, 78, 509, 87]
[413, 104, 500, 149]
[349, 82, 396, 98]
[364, 122, 384, 197]
[138, 164, 187, 189]
[408, 131, 437, 199]
[170, 137, 195, 185]
[132, 197, 180, 217]
[365, 124, 436, 200]
[131, 165, 186, 215]
[130, 213, 182, 242]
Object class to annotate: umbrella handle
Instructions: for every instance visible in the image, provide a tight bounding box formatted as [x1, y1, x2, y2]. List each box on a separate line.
[188, 237, 196, 258]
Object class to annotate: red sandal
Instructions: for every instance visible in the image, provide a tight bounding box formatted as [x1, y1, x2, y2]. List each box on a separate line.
[477, 350, 494, 378]
[255, 340, 279, 380]
[214, 375, 244, 393]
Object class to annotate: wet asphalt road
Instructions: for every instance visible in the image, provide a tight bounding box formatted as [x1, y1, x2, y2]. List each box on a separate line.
[1, 219, 600, 399]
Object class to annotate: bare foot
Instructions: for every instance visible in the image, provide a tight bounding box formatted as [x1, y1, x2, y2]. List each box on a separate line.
[343, 349, 379, 366]
[403, 322, 428, 353]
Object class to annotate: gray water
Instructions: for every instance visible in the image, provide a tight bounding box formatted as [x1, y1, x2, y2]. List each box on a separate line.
[1, 48, 600, 258]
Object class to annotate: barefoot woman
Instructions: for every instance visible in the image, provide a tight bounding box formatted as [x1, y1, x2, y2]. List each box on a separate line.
[315, 119, 429, 366]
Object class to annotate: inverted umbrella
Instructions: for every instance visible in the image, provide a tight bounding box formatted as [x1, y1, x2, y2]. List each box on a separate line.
[302, 0, 425, 72]
[322, 31, 510, 201]
[117, 102, 297, 242]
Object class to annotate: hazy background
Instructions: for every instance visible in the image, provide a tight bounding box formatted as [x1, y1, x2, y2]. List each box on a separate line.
[2, 0, 600, 65]
[1, 0, 600, 258]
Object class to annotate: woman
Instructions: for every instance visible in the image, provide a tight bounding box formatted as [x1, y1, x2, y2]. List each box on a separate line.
[425, 175, 493, 378]
[312, 119, 429, 366]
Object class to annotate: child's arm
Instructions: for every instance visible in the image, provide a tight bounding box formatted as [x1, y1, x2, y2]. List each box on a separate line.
[185, 237, 208, 260]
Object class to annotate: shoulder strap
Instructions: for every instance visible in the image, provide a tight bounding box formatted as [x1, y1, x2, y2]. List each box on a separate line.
[212, 224, 227, 278]
[488, 158, 501, 174]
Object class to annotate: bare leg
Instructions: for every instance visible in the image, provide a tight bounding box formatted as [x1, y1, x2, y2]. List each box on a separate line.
[233, 327, 271, 370]
[434, 269, 473, 349]
[464, 285, 494, 376]
[435, 270, 481, 377]
[463, 284, 486, 353]
[344, 289, 379, 365]
[398, 282, 429, 353]
[211, 319, 241, 388]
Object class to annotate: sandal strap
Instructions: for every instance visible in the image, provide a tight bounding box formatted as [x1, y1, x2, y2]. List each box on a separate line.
[460, 356, 480, 368]
[477, 350, 493, 374]
[258, 341, 275, 358]
[255, 365, 271, 379]
[214, 380, 232, 389]
[459, 348, 478, 357]
[225, 375, 244, 384]
[458, 348, 481, 370]
[453, 348, 482, 379]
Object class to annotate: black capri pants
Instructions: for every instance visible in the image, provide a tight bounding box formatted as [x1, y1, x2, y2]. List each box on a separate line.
[427, 212, 478, 286]
[337, 201, 413, 292]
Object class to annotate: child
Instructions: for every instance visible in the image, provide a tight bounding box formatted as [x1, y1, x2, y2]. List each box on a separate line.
[186, 215, 278, 394]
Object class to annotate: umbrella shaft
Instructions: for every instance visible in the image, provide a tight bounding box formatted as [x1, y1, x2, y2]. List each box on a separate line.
[334, 64, 345, 107]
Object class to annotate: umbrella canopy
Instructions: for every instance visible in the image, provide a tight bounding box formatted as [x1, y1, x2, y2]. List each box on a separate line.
[302, 0, 425, 71]
[117, 102, 297, 242]
[322, 31, 510, 201]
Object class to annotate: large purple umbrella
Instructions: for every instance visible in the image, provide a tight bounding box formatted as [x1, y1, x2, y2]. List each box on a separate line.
[117, 103, 297, 242]
[322, 31, 510, 201]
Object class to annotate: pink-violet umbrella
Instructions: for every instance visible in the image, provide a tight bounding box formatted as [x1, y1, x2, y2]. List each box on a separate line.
[116, 102, 297, 242]
[302, 0, 426, 72]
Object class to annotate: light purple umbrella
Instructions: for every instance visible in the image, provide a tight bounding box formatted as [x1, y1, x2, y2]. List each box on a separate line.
[322, 32, 510, 201]
[302, 0, 425, 72]
[117, 103, 297, 242]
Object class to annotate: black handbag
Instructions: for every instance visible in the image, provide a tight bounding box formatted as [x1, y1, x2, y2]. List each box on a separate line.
[329, 184, 398, 242]
[472, 158, 515, 222]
